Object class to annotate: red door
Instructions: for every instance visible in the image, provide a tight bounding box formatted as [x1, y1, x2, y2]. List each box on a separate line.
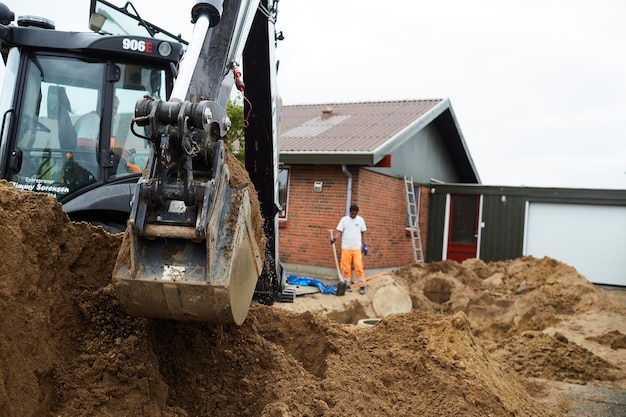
[446, 194, 480, 262]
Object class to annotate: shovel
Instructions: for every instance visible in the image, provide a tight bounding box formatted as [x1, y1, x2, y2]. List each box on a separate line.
[329, 229, 347, 296]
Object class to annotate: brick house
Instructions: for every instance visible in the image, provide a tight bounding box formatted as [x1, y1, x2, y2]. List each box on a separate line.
[277, 99, 480, 278]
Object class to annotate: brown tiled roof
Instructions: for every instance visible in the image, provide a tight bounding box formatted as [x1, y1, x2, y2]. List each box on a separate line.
[280, 99, 443, 153]
[278, 98, 480, 183]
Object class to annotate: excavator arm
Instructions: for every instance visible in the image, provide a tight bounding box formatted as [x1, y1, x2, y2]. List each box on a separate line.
[112, 0, 285, 324]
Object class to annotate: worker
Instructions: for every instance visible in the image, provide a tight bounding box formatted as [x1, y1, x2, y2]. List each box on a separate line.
[75, 96, 119, 150]
[331, 204, 368, 294]
[74, 96, 141, 173]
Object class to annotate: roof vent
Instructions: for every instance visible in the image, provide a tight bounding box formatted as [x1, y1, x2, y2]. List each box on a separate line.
[321, 106, 333, 120]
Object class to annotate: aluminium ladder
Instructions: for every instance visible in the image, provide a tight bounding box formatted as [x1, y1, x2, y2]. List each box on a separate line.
[404, 176, 424, 263]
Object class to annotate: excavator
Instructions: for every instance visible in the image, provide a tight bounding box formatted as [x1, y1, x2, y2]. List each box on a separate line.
[0, 0, 289, 324]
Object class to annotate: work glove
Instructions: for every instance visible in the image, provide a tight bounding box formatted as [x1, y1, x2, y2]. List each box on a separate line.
[330, 237, 337, 244]
[362, 243, 368, 255]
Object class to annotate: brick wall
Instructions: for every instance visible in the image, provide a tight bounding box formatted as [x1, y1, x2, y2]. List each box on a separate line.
[278, 165, 355, 269]
[278, 165, 429, 271]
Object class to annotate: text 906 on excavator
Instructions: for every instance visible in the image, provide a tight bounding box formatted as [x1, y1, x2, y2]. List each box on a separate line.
[0, 0, 291, 323]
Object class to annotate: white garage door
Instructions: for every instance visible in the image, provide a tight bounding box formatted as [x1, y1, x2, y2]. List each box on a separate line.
[524, 202, 626, 286]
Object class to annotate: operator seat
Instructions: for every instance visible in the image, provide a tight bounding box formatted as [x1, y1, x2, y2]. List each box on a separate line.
[50, 86, 98, 187]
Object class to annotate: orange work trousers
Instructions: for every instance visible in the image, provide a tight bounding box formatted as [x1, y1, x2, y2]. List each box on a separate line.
[340, 249, 365, 287]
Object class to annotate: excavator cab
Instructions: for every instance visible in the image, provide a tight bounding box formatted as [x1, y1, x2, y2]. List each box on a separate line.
[0, 1, 184, 232]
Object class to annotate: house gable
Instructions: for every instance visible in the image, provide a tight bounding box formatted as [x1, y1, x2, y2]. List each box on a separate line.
[368, 122, 458, 183]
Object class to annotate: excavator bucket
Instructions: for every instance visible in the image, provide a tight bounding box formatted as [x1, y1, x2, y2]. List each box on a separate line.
[112, 150, 266, 324]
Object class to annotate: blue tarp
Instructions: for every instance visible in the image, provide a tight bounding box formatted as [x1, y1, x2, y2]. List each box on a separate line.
[287, 275, 337, 295]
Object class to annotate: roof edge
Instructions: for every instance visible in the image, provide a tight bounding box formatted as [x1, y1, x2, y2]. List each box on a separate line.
[279, 151, 374, 166]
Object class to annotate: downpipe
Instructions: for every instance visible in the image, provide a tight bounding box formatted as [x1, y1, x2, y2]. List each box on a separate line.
[341, 164, 352, 216]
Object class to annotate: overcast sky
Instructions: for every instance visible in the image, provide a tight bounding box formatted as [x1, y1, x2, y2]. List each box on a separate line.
[10, 0, 626, 189]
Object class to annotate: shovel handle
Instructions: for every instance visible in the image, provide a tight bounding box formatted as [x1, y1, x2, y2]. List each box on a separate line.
[329, 229, 342, 280]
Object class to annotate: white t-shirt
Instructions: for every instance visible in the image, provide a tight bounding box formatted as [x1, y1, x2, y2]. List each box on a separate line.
[336, 215, 366, 250]
[74, 112, 100, 141]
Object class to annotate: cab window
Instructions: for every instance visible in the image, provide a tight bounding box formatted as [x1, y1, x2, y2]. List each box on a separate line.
[110, 63, 167, 178]
[11, 55, 105, 199]
[9, 54, 167, 199]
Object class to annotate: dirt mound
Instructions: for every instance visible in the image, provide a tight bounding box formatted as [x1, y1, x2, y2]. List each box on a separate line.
[587, 330, 626, 350]
[491, 331, 619, 384]
[390, 258, 626, 389]
[0, 181, 624, 416]
[286, 258, 626, 388]
[392, 258, 625, 342]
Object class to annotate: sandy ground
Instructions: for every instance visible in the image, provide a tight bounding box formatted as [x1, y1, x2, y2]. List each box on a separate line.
[0, 180, 625, 416]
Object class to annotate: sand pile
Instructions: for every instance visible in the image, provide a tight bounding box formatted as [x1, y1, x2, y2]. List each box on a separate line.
[0, 181, 624, 416]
